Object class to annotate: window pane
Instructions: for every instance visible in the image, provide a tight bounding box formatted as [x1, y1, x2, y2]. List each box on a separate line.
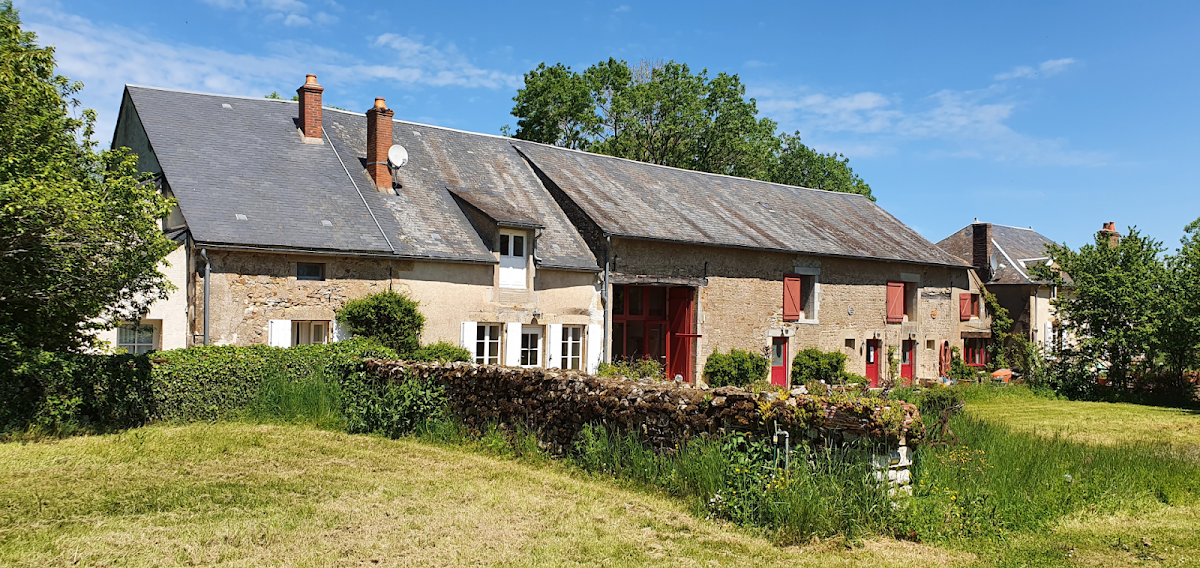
[613, 286, 625, 315]
[512, 236, 524, 257]
[499, 234, 510, 256]
[628, 287, 643, 316]
[118, 325, 136, 344]
[612, 322, 625, 358]
[648, 287, 665, 318]
[297, 263, 324, 281]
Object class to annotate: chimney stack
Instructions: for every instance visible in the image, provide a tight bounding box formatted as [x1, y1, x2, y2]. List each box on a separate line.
[971, 222, 993, 281]
[1099, 221, 1120, 247]
[366, 97, 395, 191]
[296, 74, 324, 140]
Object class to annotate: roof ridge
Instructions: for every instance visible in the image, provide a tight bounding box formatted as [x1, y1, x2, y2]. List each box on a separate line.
[511, 138, 873, 201]
[126, 84, 303, 105]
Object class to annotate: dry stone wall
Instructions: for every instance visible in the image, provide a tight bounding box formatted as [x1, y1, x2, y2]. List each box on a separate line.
[363, 359, 922, 453]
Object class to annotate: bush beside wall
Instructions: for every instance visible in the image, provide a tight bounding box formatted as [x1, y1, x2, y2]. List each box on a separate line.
[703, 349, 769, 387]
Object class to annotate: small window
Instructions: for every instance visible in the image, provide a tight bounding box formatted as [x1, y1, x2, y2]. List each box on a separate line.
[292, 320, 329, 345]
[117, 323, 156, 354]
[561, 326, 584, 370]
[475, 324, 502, 365]
[926, 339, 935, 350]
[844, 338, 855, 349]
[783, 274, 818, 322]
[297, 263, 325, 281]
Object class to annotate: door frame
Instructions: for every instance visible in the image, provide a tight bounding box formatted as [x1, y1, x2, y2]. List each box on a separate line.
[901, 339, 916, 385]
[770, 336, 789, 387]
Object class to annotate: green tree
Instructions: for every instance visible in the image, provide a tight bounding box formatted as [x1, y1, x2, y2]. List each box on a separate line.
[335, 290, 425, 355]
[1032, 227, 1165, 390]
[507, 58, 872, 199]
[1155, 218, 1200, 386]
[0, 1, 175, 355]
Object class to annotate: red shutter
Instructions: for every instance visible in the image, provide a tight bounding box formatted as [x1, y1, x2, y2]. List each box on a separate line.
[783, 276, 802, 321]
[960, 293, 972, 320]
[886, 281, 906, 323]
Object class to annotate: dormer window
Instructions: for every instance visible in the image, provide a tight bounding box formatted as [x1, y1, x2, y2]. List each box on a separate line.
[498, 230, 527, 289]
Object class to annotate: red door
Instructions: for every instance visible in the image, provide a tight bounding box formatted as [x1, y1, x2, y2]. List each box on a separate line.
[667, 287, 696, 381]
[901, 340, 916, 385]
[865, 339, 881, 388]
[770, 337, 788, 386]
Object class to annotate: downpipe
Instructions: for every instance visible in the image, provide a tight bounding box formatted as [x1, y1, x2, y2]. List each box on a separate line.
[200, 248, 211, 346]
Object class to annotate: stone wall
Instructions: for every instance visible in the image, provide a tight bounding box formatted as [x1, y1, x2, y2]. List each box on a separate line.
[363, 359, 921, 453]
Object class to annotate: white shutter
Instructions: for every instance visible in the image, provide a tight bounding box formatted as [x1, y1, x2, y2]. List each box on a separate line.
[461, 321, 477, 350]
[505, 322, 522, 367]
[332, 322, 351, 342]
[585, 323, 603, 374]
[546, 323, 563, 369]
[267, 319, 291, 347]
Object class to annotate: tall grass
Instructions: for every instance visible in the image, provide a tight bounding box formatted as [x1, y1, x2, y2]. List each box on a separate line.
[570, 424, 896, 543]
[241, 374, 346, 430]
[908, 413, 1200, 541]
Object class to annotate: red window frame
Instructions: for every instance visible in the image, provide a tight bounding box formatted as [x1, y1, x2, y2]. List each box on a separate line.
[963, 337, 989, 367]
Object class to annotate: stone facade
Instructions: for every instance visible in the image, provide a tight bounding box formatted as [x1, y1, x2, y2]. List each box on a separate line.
[608, 238, 988, 384]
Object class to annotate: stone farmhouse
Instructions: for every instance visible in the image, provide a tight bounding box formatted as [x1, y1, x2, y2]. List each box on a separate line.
[97, 75, 990, 387]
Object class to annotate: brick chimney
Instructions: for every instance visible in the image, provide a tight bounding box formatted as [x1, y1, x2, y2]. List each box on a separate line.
[1099, 221, 1120, 247]
[366, 97, 395, 191]
[296, 74, 324, 140]
[971, 221, 993, 281]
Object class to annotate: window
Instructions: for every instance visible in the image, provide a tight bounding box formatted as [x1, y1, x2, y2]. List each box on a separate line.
[610, 285, 667, 364]
[292, 320, 329, 345]
[964, 338, 989, 367]
[297, 263, 325, 281]
[475, 324, 501, 365]
[844, 338, 855, 349]
[959, 293, 981, 320]
[519, 325, 542, 367]
[561, 326, 584, 370]
[926, 339, 935, 350]
[117, 323, 156, 354]
[498, 230, 528, 289]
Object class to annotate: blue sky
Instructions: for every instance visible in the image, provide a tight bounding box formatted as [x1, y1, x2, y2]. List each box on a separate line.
[17, 0, 1200, 249]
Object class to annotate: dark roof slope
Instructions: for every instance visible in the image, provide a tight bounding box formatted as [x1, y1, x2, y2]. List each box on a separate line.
[937, 223, 1058, 284]
[514, 142, 968, 268]
[122, 86, 597, 270]
[321, 114, 597, 270]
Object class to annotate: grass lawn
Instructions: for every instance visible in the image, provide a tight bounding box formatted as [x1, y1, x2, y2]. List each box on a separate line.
[965, 388, 1200, 455]
[0, 423, 971, 567]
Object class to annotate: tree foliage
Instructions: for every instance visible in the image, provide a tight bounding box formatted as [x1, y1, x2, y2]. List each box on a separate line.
[0, 1, 175, 356]
[507, 58, 873, 200]
[335, 290, 426, 356]
[1032, 222, 1200, 404]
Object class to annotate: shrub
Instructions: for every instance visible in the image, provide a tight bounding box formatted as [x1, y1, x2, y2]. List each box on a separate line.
[704, 349, 769, 387]
[409, 341, 472, 363]
[336, 290, 425, 355]
[340, 370, 448, 438]
[948, 346, 983, 383]
[597, 358, 664, 380]
[790, 348, 854, 385]
[0, 349, 153, 433]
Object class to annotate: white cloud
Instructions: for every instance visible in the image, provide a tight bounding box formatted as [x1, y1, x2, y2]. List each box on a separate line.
[201, 0, 246, 8]
[281, 13, 310, 26]
[994, 57, 1076, 81]
[614, 5, 631, 12]
[15, 3, 520, 143]
[756, 81, 1108, 167]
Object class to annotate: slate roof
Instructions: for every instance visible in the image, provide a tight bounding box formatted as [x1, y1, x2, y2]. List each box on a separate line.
[936, 223, 1058, 284]
[120, 84, 966, 271]
[121, 86, 596, 270]
[513, 142, 969, 268]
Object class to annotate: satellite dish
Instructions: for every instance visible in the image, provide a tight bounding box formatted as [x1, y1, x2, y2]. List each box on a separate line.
[990, 252, 1000, 274]
[387, 145, 409, 171]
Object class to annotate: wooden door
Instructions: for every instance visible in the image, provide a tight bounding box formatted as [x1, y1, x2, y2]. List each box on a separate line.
[865, 339, 881, 387]
[667, 287, 695, 381]
[901, 339, 915, 385]
[770, 337, 788, 387]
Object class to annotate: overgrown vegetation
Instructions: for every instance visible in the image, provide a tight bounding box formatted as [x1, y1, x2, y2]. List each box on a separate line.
[596, 357, 664, 380]
[703, 348, 769, 387]
[790, 347, 869, 386]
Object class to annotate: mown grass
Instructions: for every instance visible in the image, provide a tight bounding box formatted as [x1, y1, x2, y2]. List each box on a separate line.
[0, 422, 973, 567]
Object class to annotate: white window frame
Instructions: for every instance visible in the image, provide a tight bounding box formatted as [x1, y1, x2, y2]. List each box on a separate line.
[790, 267, 821, 324]
[117, 323, 157, 354]
[498, 229, 528, 289]
[291, 320, 329, 346]
[519, 325, 543, 368]
[561, 325, 584, 371]
[474, 323, 502, 365]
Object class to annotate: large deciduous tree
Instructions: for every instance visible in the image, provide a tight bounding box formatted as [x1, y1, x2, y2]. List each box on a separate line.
[507, 58, 872, 200]
[0, 1, 175, 356]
